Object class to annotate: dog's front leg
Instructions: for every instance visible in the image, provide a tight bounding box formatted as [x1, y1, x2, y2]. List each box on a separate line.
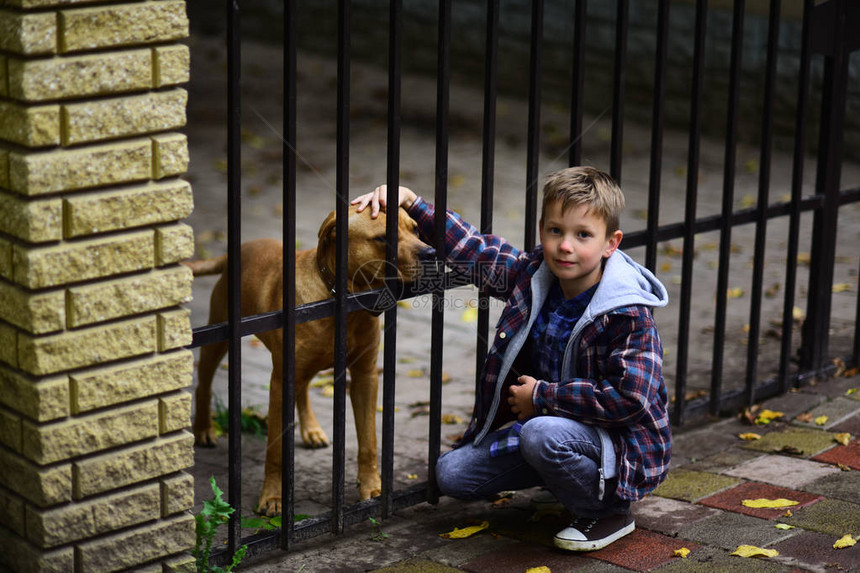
[348, 357, 382, 501]
[258, 359, 285, 517]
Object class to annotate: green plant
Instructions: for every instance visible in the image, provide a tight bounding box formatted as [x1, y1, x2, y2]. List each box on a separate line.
[368, 516, 389, 542]
[194, 477, 247, 573]
[212, 396, 268, 438]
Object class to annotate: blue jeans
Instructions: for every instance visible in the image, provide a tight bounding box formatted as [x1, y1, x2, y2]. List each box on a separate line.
[436, 417, 630, 518]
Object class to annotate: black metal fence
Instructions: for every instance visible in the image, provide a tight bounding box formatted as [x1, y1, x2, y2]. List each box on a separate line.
[189, 0, 860, 562]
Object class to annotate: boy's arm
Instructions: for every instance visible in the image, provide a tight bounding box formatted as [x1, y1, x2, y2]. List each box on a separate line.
[532, 307, 666, 427]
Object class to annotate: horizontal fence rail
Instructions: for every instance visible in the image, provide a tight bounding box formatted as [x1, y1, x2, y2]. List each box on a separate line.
[189, 0, 860, 563]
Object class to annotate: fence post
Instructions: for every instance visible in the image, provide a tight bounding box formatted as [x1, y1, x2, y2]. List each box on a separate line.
[0, 1, 197, 571]
[800, 0, 857, 373]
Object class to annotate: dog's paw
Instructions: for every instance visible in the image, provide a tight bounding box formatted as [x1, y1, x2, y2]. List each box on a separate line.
[193, 427, 218, 448]
[301, 427, 330, 448]
[257, 495, 282, 517]
[358, 473, 382, 501]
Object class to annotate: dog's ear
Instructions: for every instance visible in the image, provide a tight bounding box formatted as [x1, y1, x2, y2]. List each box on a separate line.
[317, 210, 337, 246]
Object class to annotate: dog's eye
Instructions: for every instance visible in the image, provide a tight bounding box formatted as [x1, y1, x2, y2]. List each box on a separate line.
[374, 236, 387, 243]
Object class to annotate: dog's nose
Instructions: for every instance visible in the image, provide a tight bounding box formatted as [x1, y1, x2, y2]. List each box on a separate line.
[418, 246, 436, 261]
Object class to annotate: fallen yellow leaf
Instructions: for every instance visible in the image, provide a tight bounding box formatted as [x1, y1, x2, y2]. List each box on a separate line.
[833, 534, 857, 549]
[406, 369, 424, 378]
[783, 510, 792, 518]
[525, 568, 551, 573]
[674, 548, 691, 558]
[407, 473, 418, 480]
[754, 409, 784, 425]
[742, 498, 799, 509]
[774, 523, 794, 530]
[731, 545, 779, 558]
[320, 384, 335, 398]
[847, 388, 858, 395]
[727, 287, 745, 299]
[834, 433, 852, 446]
[833, 283, 852, 293]
[440, 520, 489, 539]
[814, 415, 829, 426]
[738, 432, 762, 441]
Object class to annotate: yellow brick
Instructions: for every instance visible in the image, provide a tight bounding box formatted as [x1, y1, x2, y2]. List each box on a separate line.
[0, 282, 64, 334]
[76, 513, 194, 573]
[152, 133, 188, 179]
[156, 223, 194, 266]
[8, 49, 151, 102]
[0, 447, 71, 506]
[62, 88, 187, 145]
[0, 321, 17, 367]
[163, 554, 197, 573]
[66, 267, 192, 327]
[0, 407, 23, 453]
[18, 316, 157, 376]
[160, 471, 193, 517]
[0, 100, 60, 147]
[153, 44, 189, 88]
[0, 9, 57, 55]
[60, 1, 187, 53]
[73, 431, 193, 498]
[64, 179, 193, 238]
[0, 487, 26, 537]
[23, 400, 159, 464]
[157, 307, 192, 352]
[5, 0, 104, 7]
[159, 391, 190, 434]
[70, 350, 192, 413]
[0, 365, 69, 422]
[0, 527, 74, 573]
[26, 483, 160, 548]
[0, 147, 9, 188]
[0, 190, 62, 242]
[12, 230, 154, 289]
[9, 138, 152, 196]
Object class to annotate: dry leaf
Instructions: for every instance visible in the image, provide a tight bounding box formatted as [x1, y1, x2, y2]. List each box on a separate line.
[407, 473, 418, 480]
[731, 545, 779, 558]
[755, 409, 784, 425]
[783, 510, 792, 517]
[847, 388, 859, 395]
[674, 548, 691, 558]
[796, 413, 813, 423]
[792, 306, 806, 321]
[833, 283, 852, 293]
[441, 413, 464, 425]
[525, 568, 551, 573]
[833, 534, 857, 549]
[320, 384, 335, 398]
[741, 498, 799, 509]
[774, 523, 794, 530]
[814, 415, 829, 426]
[834, 433, 852, 446]
[439, 520, 489, 539]
[407, 369, 424, 378]
[738, 433, 762, 441]
[837, 463, 852, 471]
[727, 287, 745, 299]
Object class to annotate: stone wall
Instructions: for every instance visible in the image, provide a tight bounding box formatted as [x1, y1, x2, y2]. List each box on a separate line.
[0, 0, 197, 571]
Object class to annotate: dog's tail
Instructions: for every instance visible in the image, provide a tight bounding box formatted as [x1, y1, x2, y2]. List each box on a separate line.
[182, 255, 227, 277]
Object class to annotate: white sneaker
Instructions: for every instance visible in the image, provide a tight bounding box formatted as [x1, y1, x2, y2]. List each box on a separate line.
[553, 514, 635, 551]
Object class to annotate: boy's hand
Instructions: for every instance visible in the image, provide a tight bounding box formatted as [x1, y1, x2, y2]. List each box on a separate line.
[351, 185, 417, 219]
[508, 375, 537, 421]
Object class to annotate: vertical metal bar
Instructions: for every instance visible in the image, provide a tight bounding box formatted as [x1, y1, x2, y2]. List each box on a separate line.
[382, 0, 402, 519]
[673, 0, 707, 425]
[332, 0, 351, 535]
[779, 0, 812, 392]
[800, 0, 849, 373]
[225, 0, 243, 554]
[428, 0, 451, 505]
[569, 0, 586, 168]
[745, 0, 780, 406]
[610, 0, 628, 183]
[476, 0, 499, 381]
[524, 0, 543, 251]
[645, 0, 669, 272]
[280, 0, 297, 551]
[709, 0, 744, 416]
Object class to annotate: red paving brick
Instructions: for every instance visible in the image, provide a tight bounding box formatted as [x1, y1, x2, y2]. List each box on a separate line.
[461, 542, 591, 573]
[698, 481, 823, 520]
[587, 528, 697, 571]
[812, 440, 860, 470]
[772, 531, 860, 572]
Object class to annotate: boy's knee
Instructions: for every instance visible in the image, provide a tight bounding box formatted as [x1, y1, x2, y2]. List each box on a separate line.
[435, 452, 467, 498]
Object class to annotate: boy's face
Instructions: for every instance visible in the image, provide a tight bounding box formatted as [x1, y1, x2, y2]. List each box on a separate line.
[539, 200, 622, 299]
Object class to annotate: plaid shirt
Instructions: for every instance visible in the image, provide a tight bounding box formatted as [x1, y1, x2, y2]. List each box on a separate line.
[409, 197, 671, 501]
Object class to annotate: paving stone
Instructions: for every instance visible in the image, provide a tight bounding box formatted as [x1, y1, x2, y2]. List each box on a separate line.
[741, 427, 837, 458]
[721, 454, 842, 489]
[369, 559, 465, 573]
[760, 391, 828, 422]
[679, 510, 799, 551]
[698, 482, 823, 520]
[631, 496, 718, 536]
[777, 498, 860, 537]
[793, 397, 860, 430]
[811, 439, 860, 470]
[652, 468, 743, 503]
[656, 545, 791, 572]
[771, 530, 860, 572]
[831, 411, 860, 435]
[801, 467, 860, 502]
[459, 541, 592, 573]
[585, 529, 696, 572]
[683, 448, 762, 473]
[670, 419, 755, 466]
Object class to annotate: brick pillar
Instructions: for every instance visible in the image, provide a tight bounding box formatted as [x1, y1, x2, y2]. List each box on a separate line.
[0, 1, 197, 572]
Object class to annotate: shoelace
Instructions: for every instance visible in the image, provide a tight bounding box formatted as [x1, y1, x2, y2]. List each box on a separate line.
[571, 517, 598, 533]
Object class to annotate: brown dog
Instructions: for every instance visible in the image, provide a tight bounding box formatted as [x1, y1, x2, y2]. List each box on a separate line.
[187, 205, 434, 516]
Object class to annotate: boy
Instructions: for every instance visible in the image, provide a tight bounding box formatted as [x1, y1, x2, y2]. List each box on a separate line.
[352, 166, 670, 551]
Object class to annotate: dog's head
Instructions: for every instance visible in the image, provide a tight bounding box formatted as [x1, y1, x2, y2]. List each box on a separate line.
[316, 205, 435, 293]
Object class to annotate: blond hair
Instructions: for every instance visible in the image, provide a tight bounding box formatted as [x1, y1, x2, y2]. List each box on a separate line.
[541, 166, 625, 235]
